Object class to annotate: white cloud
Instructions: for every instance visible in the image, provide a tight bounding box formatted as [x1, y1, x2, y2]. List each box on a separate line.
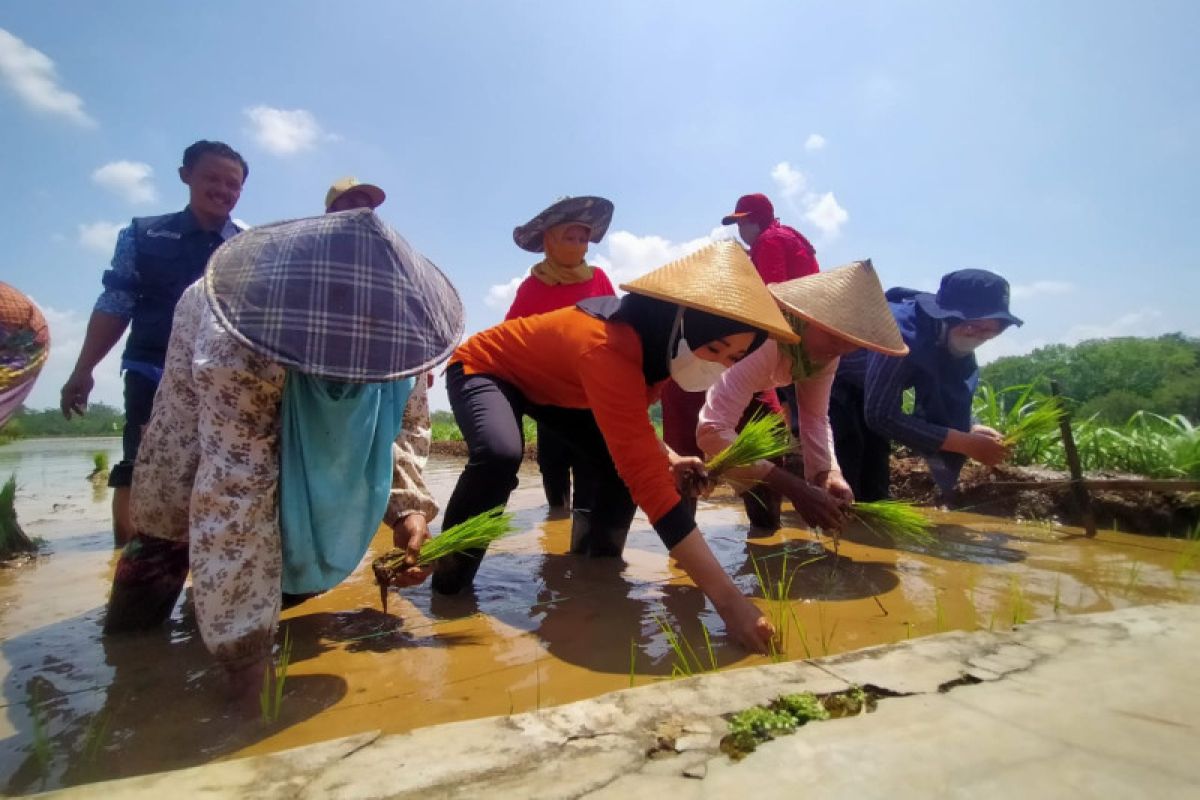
[770, 161, 849, 239]
[803, 192, 849, 238]
[77, 221, 123, 254]
[91, 160, 157, 204]
[1011, 280, 1074, 300]
[0, 27, 95, 127]
[483, 227, 731, 309]
[770, 161, 806, 199]
[804, 133, 827, 151]
[484, 275, 524, 309]
[1063, 310, 1167, 343]
[244, 106, 327, 156]
[21, 303, 125, 411]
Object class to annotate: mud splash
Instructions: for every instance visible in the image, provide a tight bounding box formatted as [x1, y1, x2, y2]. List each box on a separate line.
[0, 440, 1197, 793]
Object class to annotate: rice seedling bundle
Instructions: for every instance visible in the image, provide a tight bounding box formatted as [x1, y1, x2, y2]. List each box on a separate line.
[704, 411, 795, 485]
[372, 507, 515, 611]
[849, 499, 936, 546]
[1, 474, 37, 557]
[1002, 395, 1063, 446]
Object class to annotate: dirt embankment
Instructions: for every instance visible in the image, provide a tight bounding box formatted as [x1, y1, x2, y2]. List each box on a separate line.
[430, 440, 537, 459]
[890, 456, 1200, 537]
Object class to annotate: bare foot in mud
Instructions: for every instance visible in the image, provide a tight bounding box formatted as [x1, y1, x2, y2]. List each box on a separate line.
[226, 658, 268, 718]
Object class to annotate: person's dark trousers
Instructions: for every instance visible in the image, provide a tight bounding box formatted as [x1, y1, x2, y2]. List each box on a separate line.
[432, 364, 528, 595]
[107, 371, 158, 488]
[535, 422, 573, 509]
[829, 379, 892, 502]
[433, 364, 638, 595]
[533, 406, 637, 558]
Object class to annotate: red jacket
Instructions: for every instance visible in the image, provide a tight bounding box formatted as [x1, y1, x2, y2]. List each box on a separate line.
[750, 221, 819, 283]
[504, 268, 616, 320]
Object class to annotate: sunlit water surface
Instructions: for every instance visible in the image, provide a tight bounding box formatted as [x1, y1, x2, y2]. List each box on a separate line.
[0, 436, 1196, 793]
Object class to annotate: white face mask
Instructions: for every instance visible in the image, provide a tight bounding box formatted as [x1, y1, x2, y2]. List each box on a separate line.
[669, 316, 727, 391]
[946, 329, 986, 358]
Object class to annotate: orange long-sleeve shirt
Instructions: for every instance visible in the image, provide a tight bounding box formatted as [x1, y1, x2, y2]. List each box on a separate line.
[452, 306, 689, 536]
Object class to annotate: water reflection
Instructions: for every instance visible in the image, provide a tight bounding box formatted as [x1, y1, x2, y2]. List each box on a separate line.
[0, 444, 1197, 792]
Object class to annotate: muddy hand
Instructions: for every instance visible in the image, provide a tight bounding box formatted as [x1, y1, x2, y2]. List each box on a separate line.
[719, 595, 775, 654]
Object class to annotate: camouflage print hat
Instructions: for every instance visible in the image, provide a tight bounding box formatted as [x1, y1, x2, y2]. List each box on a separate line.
[205, 209, 464, 382]
[513, 196, 614, 253]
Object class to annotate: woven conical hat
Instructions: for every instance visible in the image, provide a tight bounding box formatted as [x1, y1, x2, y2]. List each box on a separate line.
[619, 240, 799, 343]
[769, 260, 908, 356]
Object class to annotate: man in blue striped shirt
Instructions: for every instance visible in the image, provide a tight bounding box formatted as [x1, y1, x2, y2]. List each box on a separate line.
[830, 269, 1022, 502]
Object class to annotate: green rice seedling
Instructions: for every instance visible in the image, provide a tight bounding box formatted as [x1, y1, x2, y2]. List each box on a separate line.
[850, 500, 936, 546]
[903, 620, 914, 640]
[1123, 561, 1142, 596]
[654, 615, 717, 678]
[1172, 523, 1200, 579]
[628, 640, 638, 688]
[259, 626, 293, 725]
[750, 551, 822, 661]
[1, 474, 37, 557]
[1053, 577, 1063, 614]
[816, 603, 838, 655]
[934, 591, 946, 632]
[1001, 395, 1063, 448]
[26, 686, 52, 783]
[373, 507, 516, 610]
[82, 709, 111, 766]
[535, 664, 541, 711]
[90, 451, 109, 476]
[788, 606, 813, 658]
[1009, 576, 1028, 626]
[705, 411, 795, 487]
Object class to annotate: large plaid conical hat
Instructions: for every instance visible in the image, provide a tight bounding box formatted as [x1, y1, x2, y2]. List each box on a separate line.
[619, 240, 798, 343]
[205, 209, 464, 381]
[769, 260, 908, 355]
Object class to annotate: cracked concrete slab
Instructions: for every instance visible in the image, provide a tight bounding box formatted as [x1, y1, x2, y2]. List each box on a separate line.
[40, 604, 1200, 799]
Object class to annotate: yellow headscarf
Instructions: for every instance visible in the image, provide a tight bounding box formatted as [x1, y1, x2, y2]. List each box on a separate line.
[530, 223, 596, 286]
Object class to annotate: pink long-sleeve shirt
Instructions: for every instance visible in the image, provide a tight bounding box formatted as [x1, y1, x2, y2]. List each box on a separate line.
[697, 338, 840, 482]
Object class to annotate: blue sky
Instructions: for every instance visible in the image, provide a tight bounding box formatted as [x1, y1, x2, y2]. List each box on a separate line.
[3, 1, 1198, 411]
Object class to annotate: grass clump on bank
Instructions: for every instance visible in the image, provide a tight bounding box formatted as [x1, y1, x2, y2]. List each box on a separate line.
[721, 687, 872, 759]
[849, 499, 936, 546]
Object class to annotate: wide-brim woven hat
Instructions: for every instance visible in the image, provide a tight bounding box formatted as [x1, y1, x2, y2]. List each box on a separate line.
[0, 281, 50, 390]
[324, 177, 386, 211]
[769, 260, 908, 356]
[513, 196, 614, 252]
[619, 240, 799, 344]
[205, 209, 464, 382]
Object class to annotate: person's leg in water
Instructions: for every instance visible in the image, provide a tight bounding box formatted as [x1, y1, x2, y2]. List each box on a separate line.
[108, 371, 157, 547]
[829, 380, 891, 502]
[535, 422, 572, 510]
[536, 407, 638, 557]
[432, 364, 528, 594]
[738, 392, 785, 532]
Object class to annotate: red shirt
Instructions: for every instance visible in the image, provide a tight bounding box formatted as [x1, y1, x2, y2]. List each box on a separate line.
[504, 268, 616, 320]
[749, 221, 819, 283]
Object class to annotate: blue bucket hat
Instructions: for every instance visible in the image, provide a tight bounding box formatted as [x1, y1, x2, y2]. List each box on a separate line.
[513, 195, 614, 253]
[913, 269, 1023, 327]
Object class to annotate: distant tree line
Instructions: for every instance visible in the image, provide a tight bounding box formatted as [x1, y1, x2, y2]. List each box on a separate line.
[981, 334, 1200, 423]
[0, 402, 125, 441]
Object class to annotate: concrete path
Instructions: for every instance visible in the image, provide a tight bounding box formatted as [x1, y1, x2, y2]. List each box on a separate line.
[42, 603, 1200, 799]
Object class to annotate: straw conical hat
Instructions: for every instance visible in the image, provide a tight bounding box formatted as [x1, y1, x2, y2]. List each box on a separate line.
[769, 260, 908, 356]
[619, 240, 799, 343]
[206, 209, 464, 382]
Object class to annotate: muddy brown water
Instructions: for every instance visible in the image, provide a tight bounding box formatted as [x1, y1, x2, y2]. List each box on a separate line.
[1, 437, 1197, 793]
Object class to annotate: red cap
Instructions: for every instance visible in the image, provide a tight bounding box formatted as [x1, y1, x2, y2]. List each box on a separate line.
[721, 193, 775, 226]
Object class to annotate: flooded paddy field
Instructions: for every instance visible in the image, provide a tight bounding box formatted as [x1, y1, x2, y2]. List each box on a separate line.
[1, 437, 1197, 793]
